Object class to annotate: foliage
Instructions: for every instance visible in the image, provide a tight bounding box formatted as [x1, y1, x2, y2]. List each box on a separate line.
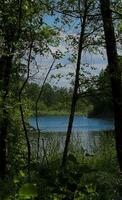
[18, 183, 37, 199]
[13, 132, 122, 200]
[25, 82, 91, 115]
[0, 0, 122, 199]
[24, 69, 114, 117]
[87, 69, 113, 117]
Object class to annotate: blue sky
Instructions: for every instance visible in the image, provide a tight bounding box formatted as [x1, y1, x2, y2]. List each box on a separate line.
[32, 14, 107, 87]
[43, 13, 107, 64]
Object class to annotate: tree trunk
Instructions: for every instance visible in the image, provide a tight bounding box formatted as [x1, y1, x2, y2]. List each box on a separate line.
[61, 8, 87, 167]
[100, 0, 122, 170]
[0, 54, 13, 179]
[0, 0, 23, 179]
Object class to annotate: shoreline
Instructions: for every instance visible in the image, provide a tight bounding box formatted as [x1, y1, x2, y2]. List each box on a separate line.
[31, 111, 87, 117]
[30, 112, 113, 121]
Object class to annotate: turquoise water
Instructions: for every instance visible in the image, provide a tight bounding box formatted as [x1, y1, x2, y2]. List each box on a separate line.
[29, 115, 114, 133]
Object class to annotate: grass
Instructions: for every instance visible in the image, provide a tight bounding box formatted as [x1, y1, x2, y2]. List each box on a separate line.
[32, 138, 122, 200]
[26, 130, 122, 199]
[2, 130, 122, 200]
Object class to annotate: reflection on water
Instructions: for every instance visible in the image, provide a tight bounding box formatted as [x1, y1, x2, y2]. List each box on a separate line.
[29, 115, 114, 157]
[30, 131, 114, 157]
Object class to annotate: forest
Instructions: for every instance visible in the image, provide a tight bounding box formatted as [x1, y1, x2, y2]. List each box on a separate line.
[25, 69, 113, 117]
[0, 0, 122, 199]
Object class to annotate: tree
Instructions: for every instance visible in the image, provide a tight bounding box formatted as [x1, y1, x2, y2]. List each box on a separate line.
[0, 0, 24, 179]
[87, 69, 113, 117]
[0, 0, 59, 178]
[61, 0, 100, 166]
[100, 0, 122, 170]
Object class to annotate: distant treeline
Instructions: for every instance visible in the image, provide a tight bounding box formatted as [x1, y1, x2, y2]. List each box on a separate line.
[87, 69, 113, 117]
[25, 82, 91, 115]
[24, 69, 113, 117]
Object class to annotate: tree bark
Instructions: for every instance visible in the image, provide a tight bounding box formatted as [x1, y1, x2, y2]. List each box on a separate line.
[0, 54, 13, 179]
[0, 0, 23, 179]
[100, 0, 122, 170]
[0, 0, 24, 179]
[61, 3, 88, 167]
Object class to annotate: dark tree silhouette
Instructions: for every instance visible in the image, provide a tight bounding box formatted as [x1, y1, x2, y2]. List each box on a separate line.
[0, 0, 23, 179]
[62, 0, 88, 167]
[100, 0, 122, 170]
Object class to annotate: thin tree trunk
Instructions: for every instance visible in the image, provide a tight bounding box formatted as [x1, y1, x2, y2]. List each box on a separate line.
[18, 43, 32, 177]
[100, 0, 122, 170]
[36, 59, 55, 161]
[61, 3, 88, 167]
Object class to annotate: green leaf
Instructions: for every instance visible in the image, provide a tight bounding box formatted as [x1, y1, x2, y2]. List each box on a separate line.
[86, 184, 95, 193]
[118, 21, 122, 33]
[19, 170, 26, 177]
[13, 175, 20, 184]
[18, 183, 37, 199]
[68, 0, 76, 4]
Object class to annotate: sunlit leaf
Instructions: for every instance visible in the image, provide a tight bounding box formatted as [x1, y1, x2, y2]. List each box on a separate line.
[18, 183, 37, 199]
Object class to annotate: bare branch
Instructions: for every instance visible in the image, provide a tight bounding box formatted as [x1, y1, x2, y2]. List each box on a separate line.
[18, 42, 33, 177]
[35, 58, 56, 162]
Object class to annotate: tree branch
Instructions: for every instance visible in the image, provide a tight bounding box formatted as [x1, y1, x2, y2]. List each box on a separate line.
[18, 42, 33, 177]
[35, 59, 55, 162]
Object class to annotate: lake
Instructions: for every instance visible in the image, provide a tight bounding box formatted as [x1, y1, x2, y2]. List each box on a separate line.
[29, 116, 114, 154]
[29, 115, 114, 133]
[29, 115, 114, 154]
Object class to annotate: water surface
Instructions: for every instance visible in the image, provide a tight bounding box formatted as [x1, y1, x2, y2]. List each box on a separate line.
[29, 115, 114, 133]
